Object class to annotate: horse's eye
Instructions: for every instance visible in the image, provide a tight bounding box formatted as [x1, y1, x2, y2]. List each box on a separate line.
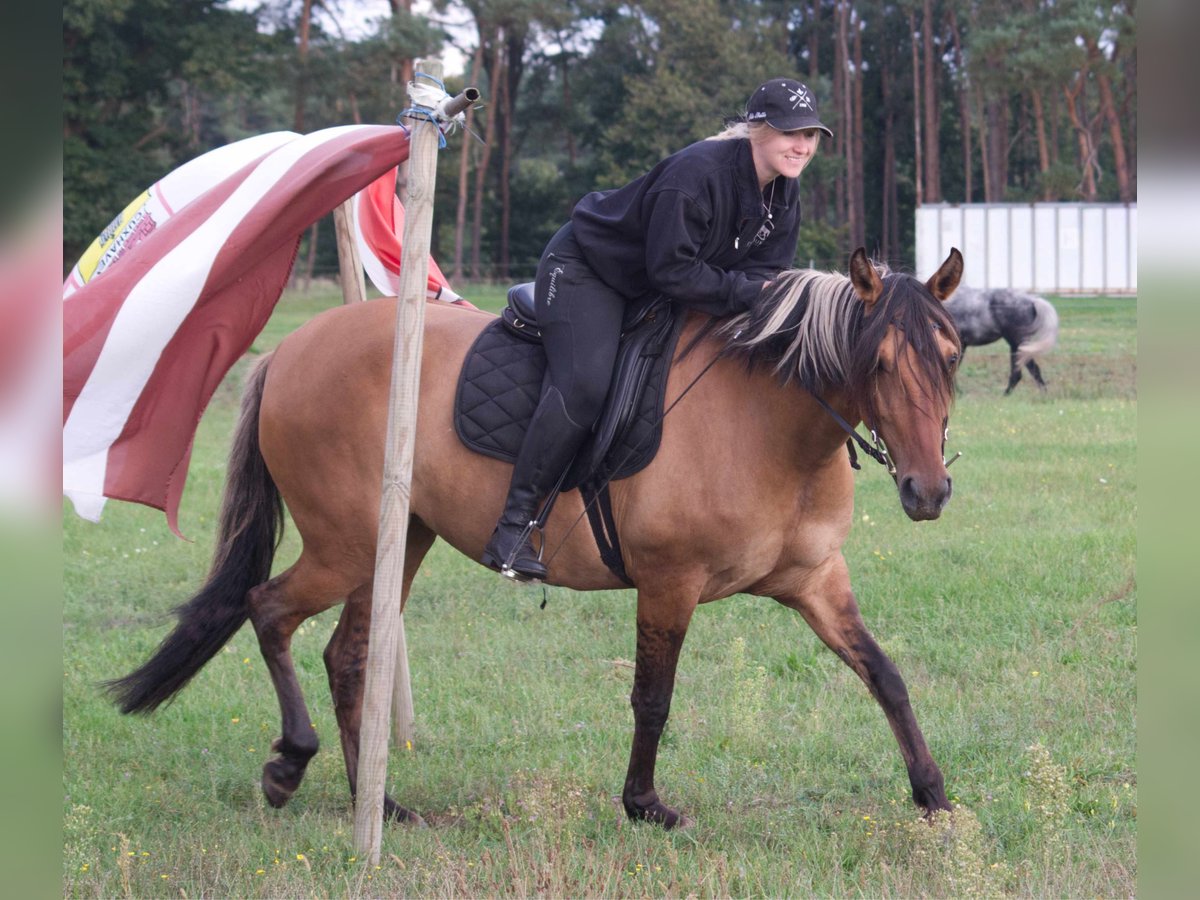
[948, 353, 960, 367]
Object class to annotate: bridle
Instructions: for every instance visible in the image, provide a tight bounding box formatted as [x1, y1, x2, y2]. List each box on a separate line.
[810, 392, 960, 481]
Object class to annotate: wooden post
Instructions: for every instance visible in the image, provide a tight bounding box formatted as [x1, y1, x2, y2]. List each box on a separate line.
[352, 58, 444, 863]
[332, 199, 367, 304]
[334, 193, 417, 743]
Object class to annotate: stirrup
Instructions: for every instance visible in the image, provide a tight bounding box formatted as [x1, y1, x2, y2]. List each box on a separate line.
[482, 520, 547, 583]
[501, 521, 546, 582]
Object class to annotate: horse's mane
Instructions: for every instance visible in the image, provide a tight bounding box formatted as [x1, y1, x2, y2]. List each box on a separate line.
[713, 266, 869, 392]
[688, 262, 960, 415]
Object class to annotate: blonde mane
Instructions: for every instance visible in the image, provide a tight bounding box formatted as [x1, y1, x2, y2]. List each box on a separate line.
[716, 265, 886, 391]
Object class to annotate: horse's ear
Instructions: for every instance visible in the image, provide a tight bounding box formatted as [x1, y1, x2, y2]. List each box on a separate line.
[849, 247, 883, 308]
[926, 247, 964, 302]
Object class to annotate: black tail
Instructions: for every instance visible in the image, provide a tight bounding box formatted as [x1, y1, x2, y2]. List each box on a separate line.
[106, 355, 283, 714]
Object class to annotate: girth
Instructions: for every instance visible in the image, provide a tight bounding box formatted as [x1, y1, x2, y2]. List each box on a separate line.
[454, 285, 682, 585]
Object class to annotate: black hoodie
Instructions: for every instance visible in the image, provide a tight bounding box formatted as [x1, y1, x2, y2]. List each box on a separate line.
[570, 137, 801, 318]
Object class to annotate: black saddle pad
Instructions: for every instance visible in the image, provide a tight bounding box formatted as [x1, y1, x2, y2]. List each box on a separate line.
[454, 309, 681, 490]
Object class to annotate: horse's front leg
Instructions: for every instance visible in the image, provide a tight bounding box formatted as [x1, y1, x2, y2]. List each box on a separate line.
[775, 556, 950, 815]
[622, 585, 698, 829]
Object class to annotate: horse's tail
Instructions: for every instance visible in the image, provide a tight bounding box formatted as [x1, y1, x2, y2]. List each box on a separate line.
[106, 354, 283, 714]
[1015, 295, 1059, 366]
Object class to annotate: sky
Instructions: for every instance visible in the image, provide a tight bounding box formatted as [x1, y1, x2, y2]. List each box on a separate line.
[226, 0, 473, 76]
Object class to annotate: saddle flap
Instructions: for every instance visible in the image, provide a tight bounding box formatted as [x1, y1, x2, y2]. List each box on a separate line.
[564, 306, 678, 488]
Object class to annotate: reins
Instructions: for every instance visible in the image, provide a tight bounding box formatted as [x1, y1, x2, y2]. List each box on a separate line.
[809, 392, 896, 478]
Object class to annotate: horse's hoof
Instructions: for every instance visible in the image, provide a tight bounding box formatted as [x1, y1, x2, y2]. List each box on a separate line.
[625, 797, 692, 830]
[669, 811, 696, 830]
[261, 757, 306, 809]
[261, 770, 293, 808]
[385, 796, 427, 827]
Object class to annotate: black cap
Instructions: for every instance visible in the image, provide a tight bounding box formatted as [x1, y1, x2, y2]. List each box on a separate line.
[746, 79, 833, 137]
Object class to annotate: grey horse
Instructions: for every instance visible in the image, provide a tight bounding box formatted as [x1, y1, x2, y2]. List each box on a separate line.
[945, 286, 1059, 393]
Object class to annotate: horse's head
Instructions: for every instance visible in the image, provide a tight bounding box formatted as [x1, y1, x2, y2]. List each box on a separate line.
[848, 248, 963, 521]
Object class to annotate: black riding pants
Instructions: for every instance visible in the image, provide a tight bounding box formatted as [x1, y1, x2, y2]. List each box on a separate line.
[533, 223, 628, 429]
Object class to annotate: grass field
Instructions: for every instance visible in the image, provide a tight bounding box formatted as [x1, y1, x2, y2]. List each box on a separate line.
[63, 286, 1136, 898]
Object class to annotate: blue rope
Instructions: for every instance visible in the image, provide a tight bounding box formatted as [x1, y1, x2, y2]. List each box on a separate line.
[394, 71, 453, 148]
[395, 108, 447, 148]
[412, 70, 447, 92]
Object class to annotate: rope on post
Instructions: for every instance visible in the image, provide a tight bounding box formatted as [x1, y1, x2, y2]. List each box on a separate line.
[352, 59, 479, 864]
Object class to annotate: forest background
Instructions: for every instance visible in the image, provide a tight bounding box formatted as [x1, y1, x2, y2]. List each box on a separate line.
[63, 0, 1136, 284]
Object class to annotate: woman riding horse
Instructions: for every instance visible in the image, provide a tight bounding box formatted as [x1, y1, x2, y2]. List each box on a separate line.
[482, 78, 833, 581]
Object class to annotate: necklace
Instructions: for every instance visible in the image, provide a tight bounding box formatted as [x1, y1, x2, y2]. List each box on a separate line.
[763, 178, 776, 220]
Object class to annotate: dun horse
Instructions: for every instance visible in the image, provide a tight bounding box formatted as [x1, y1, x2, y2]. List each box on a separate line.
[109, 248, 964, 829]
[945, 285, 1058, 393]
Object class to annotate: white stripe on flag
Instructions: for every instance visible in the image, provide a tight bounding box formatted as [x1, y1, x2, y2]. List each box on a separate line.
[63, 126, 379, 520]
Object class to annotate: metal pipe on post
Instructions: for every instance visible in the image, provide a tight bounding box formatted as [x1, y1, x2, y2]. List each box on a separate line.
[351, 58, 458, 863]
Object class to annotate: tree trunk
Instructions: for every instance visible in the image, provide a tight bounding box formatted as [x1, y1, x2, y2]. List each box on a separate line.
[497, 42, 511, 281]
[389, 0, 415, 205]
[809, 0, 821, 83]
[293, 0, 313, 133]
[976, 81, 990, 202]
[302, 220, 319, 292]
[948, 6, 972, 203]
[471, 29, 502, 281]
[1048, 88, 1060, 169]
[881, 55, 898, 262]
[910, 9, 923, 207]
[851, 7, 865, 249]
[921, 0, 940, 202]
[497, 28, 526, 282]
[984, 93, 1008, 201]
[1089, 37, 1133, 202]
[1063, 65, 1098, 201]
[808, 1, 826, 223]
[833, 2, 847, 228]
[453, 45, 484, 283]
[559, 45, 577, 167]
[388, 0, 415, 95]
[1030, 88, 1051, 200]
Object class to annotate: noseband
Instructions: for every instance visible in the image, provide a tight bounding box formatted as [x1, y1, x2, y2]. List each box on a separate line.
[810, 393, 960, 480]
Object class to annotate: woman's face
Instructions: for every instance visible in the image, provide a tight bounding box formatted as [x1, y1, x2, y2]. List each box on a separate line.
[751, 127, 821, 187]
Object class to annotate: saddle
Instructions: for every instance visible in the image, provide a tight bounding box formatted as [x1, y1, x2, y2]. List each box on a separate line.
[454, 284, 682, 584]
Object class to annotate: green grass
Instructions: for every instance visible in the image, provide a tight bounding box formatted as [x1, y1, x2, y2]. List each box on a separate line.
[63, 291, 1136, 898]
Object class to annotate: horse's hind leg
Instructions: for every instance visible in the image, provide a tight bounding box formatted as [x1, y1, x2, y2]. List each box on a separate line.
[248, 557, 352, 810]
[1004, 344, 1024, 394]
[324, 517, 436, 825]
[775, 558, 950, 815]
[1025, 357, 1047, 390]
[622, 584, 699, 829]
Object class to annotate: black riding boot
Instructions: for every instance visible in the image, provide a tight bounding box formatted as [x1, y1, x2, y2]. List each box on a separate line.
[481, 387, 591, 581]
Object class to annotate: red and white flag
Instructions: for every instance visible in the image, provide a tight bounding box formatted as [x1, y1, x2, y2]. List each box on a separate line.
[354, 167, 467, 305]
[63, 124, 423, 533]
